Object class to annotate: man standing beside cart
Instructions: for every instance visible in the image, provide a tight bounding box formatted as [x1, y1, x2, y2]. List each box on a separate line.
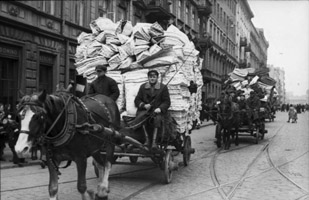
[134, 70, 171, 151]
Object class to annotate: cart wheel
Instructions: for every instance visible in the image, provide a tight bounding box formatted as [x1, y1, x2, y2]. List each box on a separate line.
[260, 123, 265, 140]
[216, 124, 221, 148]
[261, 133, 265, 140]
[183, 136, 192, 166]
[255, 128, 259, 144]
[163, 149, 174, 184]
[129, 156, 138, 163]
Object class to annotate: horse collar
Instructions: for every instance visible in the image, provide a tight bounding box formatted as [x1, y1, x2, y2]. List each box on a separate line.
[44, 95, 77, 147]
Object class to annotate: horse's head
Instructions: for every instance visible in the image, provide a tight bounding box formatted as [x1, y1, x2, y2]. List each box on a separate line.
[15, 90, 48, 154]
[217, 99, 233, 122]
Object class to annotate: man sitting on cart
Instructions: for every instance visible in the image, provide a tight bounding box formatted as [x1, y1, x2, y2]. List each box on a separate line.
[238, 94, 249, 125]
[246, 91, 261, 130]
[134, 70, 171, 151]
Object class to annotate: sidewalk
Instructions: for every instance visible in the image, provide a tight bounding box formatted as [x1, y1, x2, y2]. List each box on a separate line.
[0, 147, 43, 170]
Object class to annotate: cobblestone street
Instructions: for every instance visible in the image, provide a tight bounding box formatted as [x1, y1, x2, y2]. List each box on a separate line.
[1, 111, 308, 200]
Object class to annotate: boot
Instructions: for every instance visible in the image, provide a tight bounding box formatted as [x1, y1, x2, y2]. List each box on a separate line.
[151, 128, 158, 151]
[142, 125, 150, 146]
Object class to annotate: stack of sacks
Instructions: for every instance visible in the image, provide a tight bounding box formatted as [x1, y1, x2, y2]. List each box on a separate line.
[106, 71, 125, 111]
[75, 17, 203, 133]
[225, 67, 276, 101]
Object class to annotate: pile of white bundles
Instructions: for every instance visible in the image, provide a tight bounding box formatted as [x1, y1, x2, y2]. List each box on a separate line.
[75, 17, 203, 133]
[226, 67, 277, 100]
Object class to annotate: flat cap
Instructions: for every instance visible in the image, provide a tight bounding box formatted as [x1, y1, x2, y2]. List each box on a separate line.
[95, 64, 108, 71]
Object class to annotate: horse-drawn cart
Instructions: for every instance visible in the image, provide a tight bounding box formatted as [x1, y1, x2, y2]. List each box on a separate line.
[95, 113, 195, 184]
[215, 107, 267, 150]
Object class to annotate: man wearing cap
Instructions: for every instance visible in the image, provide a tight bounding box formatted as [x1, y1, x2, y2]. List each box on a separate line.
[134, 70, 171, 150]
[238, 94, 249, 125]
[87, 65, 119, 101]
[246, 91, 261, 129]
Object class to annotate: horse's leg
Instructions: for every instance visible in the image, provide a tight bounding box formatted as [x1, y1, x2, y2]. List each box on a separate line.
[75, 157, 93, 200]
[235, 127, 239, 146]
[96, 145, 114, 200]
[46, 158, 59, 200]
[224, 129, 230, 150]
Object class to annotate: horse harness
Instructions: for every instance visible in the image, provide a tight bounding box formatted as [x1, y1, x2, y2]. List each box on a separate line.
[20, 93, 116, 147]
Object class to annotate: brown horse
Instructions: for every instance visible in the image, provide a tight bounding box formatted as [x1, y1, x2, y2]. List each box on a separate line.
[216, 99, 239, 150]
[15, 90, 138, 200]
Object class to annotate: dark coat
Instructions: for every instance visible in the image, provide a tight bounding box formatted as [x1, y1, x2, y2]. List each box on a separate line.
[87, 75, 119, 101]
[238, 99, 249, 110]
[134, 82, 171, 114]
[246, 96, 261, 110]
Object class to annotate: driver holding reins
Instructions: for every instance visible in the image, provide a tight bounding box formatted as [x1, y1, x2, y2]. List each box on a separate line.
[134, 70, 171, 150]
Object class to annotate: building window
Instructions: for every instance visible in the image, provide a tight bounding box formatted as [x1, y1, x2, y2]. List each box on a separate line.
[0, 58, 18, 112]
[41, 0, 55, 15]
[169, 0, 174, 14]
[185, 5, 189, 24]
[117, 4, 127, 20]
[192, 11, 195, 29]
[177, 0, 182, 19]
[79, 0, 85, 26]
[39, 64, 53, 94]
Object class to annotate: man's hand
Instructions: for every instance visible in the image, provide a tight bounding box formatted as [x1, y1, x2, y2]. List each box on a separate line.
[154, 108, 161, 113]
[144, 104, 152, 110]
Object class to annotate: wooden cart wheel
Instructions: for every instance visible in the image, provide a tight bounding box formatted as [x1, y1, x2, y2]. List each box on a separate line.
[260, 123, 265, 140]
[129, 156, 138, 163]
[216, 124, 222, 148]
[183, 136, 192, 166]
[255, 127, 259, 144]
[163, 149, 173, 184]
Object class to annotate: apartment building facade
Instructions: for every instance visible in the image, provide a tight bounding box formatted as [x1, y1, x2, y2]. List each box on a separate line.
[0, 0, 268, 109]
[0, 0, 212, 110]
[268, 64, 286, 104]
[203, 0, 238, 103]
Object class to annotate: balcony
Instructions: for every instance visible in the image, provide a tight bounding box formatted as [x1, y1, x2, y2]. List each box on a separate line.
[245, 44, 251, 52]
[196, 33, 213, 52]
[144, 0, 172, 23]
[239, 59, 247, 68]
[201, 68, 215, 83]
[133, 0, 147, 8]
[240, 37, 247, 47]
[196, 0, 212, 17]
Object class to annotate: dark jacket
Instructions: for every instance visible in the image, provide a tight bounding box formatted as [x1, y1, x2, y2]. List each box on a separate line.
[134, 82, 171, 114]
[238, 99, 249, 110]
[88, 75, 119, 101]
[246, 96, 261, 110]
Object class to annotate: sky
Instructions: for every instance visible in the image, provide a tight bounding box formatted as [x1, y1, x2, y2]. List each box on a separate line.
[248, 0, 309, 96]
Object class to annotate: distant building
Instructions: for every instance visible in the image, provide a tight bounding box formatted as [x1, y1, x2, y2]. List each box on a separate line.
[236, 0, 268, 69]
[268, 64, 286, 104]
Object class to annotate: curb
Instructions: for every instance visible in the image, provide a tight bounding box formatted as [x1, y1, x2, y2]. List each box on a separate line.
[0, 160, 43, 170]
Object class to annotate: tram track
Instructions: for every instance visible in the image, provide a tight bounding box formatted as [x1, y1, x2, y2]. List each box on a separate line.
[122, 118, 309, 200]
[3, 120, 308, 200]
[213, 123, 286, 200]
[266, 147, 309, 194]
[179, 122, 286, 200]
